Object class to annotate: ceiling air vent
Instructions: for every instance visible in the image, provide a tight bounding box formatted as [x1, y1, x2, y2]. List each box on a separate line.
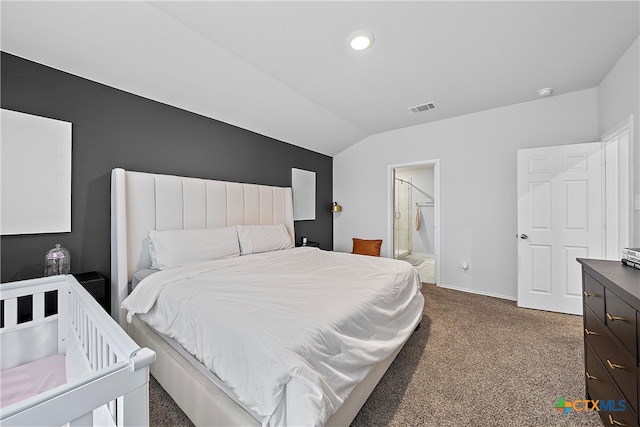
[409, 102, 437, 114]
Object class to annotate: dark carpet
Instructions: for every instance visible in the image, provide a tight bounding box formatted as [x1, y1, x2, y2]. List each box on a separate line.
[150, 284, 601, 426]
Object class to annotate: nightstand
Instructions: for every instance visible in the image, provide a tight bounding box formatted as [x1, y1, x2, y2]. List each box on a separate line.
[73, 272, 109, 313]
[296, 240, 320, 248]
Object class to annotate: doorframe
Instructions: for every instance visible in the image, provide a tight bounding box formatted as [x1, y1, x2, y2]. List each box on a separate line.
[600, 114, 633, 257]
[388, 159, 441, 284]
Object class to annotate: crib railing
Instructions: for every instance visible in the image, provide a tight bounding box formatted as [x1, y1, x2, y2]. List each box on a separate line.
[0, 275, 155, 426]
[0, 277, 60, 328]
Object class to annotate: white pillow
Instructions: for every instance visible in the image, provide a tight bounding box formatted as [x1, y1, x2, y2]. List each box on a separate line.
[236, 224, 293, 255]
[149, 227, 240, 270]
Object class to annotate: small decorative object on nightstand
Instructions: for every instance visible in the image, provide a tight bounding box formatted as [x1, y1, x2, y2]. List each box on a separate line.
[44, 244, 70, 276]
[73, 271, 109, 313]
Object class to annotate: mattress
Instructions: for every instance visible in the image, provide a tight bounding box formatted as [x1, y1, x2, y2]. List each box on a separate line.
[122, 246, 424, 426]
[0, 354, 66, 408]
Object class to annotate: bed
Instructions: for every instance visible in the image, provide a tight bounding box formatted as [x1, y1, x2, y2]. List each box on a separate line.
[0, 274, 155, 426]
[110, 168, 424, 426]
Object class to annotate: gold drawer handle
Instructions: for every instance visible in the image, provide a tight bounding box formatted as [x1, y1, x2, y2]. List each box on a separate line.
[606, 359, 626, 370]
[583, 291, 596, 297]
[585, 371, 598, 380]
[609, 414, 628, 426]
[584, 328, 599, 336]
[606, 313, 626, 322]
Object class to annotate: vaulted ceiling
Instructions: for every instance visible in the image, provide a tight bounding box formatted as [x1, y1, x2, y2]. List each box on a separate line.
[2, 1, 639, 156]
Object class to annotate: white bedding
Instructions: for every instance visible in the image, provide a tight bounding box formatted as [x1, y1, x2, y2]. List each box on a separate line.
[122, 247, 424, 427]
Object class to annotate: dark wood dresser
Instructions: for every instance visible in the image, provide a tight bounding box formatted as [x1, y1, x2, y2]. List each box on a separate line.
[578, 258, 640, 427]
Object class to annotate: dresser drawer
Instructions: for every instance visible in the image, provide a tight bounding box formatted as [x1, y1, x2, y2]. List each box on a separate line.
[584, 306, 608, 343]
[584, 273, 605, 321]
[606, 288, 637, 358]
[585, 306, 637, 413]
[585, 344, 637, 427]
[604, 350, 637, 415]
[600, 401, 638, 427]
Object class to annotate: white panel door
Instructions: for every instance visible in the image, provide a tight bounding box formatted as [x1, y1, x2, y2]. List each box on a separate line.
[517, 142, 603, 315]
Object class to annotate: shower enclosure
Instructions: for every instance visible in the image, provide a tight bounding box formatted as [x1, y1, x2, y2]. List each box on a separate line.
[391, 162, 439, 285]
[393, 176, 412, 259]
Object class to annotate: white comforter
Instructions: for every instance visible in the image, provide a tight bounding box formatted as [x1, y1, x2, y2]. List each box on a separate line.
[122, 247, 424, 427]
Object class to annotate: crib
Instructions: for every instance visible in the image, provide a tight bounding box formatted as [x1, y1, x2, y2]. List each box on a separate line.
[0, 274, 155, 426]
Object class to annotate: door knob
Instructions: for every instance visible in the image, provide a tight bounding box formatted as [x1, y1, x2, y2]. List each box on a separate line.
[520, 234, 528, 239]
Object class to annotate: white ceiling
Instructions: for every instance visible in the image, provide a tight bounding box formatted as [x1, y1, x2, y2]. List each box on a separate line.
[2, 1, 639, 156]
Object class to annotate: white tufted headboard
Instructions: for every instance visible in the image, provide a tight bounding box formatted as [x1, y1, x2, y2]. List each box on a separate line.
[110, 168, 294, 324]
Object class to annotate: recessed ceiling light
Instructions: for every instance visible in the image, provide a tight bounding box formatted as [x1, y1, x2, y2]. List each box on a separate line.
[349, 31, 375, 51]
[537, 87, 554, 97]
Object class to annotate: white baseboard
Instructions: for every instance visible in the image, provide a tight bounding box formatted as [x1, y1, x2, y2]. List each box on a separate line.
[434, 283, 517, 302]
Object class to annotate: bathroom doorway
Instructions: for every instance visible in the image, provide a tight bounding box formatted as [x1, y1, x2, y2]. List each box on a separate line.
[389, 160, 440, 284]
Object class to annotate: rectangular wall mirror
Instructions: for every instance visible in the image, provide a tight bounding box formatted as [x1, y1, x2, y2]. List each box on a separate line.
[1, 109, 72, 235]
[292, 168, 316, 221]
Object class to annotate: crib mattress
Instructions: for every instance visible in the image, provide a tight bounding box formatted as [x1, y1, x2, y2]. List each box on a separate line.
[0, 354, 66, 408]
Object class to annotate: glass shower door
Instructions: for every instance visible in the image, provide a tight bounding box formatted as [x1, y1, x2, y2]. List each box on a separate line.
[393, 174, 411, 259]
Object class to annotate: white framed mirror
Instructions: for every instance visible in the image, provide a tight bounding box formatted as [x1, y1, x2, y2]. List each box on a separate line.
[1, 109, 72, 235]
[292, 168, 316, 221]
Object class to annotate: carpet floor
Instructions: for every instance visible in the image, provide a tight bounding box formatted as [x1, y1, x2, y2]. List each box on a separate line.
[149, 284, 602, 426]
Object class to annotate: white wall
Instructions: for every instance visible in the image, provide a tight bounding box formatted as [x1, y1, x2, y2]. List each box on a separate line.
[598, 36, 640, 247]
[334, 89, 598, 300]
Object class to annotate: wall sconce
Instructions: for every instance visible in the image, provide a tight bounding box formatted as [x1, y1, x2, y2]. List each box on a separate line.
[331, 202, 342, 213]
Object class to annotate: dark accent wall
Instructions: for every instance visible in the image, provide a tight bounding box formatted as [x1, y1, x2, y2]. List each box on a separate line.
[1, 52, 333, 283]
